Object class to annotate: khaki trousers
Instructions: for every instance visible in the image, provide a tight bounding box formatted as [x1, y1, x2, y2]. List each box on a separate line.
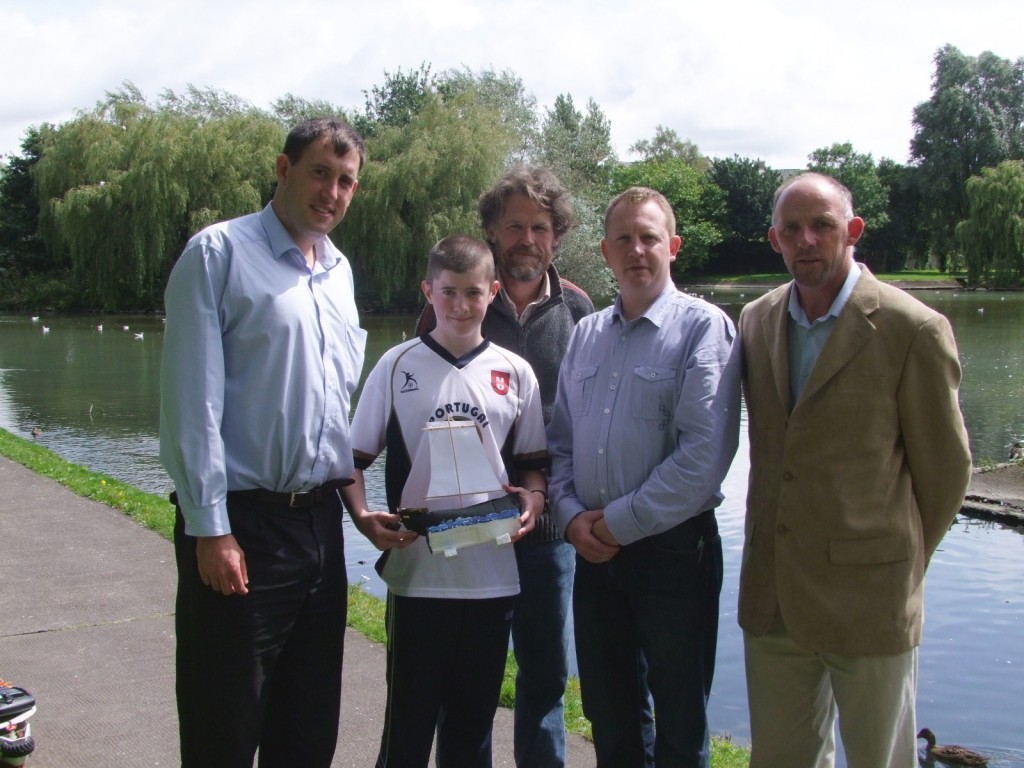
[743, 618, 918, 768]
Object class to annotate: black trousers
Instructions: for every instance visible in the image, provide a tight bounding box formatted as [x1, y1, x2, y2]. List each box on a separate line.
[376, 592, 517, 768]
[173, 491, 347, 768]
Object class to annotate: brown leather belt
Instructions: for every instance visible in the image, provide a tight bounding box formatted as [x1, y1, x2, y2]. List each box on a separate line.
[169, 478, 354, 509]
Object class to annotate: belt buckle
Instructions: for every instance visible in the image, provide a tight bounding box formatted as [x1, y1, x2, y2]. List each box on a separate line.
[288, 491, 301, 508]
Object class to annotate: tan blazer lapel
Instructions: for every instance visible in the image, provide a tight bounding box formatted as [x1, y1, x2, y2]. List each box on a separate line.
[795, 269, 880, 407]
[760, 286, 792, 412]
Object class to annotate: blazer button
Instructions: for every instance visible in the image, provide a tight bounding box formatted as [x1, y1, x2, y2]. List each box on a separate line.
[782, 471, 794, 481]
[776, 524, 790, 534]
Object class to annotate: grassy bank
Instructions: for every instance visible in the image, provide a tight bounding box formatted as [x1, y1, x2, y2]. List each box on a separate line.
[0, 426, 750, 764]
[684, 268, 964, 288]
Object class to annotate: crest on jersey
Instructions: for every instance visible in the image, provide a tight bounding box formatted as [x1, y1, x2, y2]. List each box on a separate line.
[491, 370, 510, 396]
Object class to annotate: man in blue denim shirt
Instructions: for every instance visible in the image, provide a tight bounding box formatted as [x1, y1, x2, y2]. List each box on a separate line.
[548, 187, 741, 767]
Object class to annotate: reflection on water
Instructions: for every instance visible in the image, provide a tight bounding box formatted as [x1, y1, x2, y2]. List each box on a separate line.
[1, 291, 1023, 760]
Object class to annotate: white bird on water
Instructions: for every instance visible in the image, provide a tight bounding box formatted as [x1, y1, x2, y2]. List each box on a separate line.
[30, 316, 39, 322]
[96, 324, 103, 332]
[134, 332, 144, 340]
[41, 326, 50, 334]
[123, 325, 130, 331]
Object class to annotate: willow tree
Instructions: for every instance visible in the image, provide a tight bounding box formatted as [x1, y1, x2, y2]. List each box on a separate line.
[338, 91, 515, 307]
[911, 45, 1024, 267]
[437, 66, 539, 163]
[33, 84, 281, 309]
[956, 160, 1024, 286]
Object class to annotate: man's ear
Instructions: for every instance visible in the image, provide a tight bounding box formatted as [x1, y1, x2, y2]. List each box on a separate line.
[274, 154, 290, 186]
[421, 280, 433, 304]
[847, 217, 866, 245]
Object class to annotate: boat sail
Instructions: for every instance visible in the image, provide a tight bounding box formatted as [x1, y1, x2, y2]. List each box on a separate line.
[399, 419, 522, 558]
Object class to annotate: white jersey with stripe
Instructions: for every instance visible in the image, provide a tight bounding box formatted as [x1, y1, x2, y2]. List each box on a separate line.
[350, 334, 547, 599]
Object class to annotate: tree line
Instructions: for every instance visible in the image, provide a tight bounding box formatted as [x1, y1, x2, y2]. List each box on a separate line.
[1, 44, 1022, 312]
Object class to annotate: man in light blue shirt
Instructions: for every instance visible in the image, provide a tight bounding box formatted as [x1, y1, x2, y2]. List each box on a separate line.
[548, 187, 741, 767]
[160, 117, 367, 768]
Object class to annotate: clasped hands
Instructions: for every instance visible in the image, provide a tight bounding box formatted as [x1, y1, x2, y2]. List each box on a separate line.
[565, 509, 620, 563]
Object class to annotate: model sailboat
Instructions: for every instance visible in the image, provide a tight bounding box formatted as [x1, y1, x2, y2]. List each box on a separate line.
[398, 419, 522, 558]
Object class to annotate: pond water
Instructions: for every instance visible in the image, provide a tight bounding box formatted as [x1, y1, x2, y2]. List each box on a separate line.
[1, 288, 1022, 762]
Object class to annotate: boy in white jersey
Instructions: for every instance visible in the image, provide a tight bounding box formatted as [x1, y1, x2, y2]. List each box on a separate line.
[341, 235, 548, 768]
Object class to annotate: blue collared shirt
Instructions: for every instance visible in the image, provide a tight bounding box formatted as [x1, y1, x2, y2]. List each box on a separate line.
[787, 262, 861, 405]
[547, 284, 741, 545]
[160, 203, 367, 536]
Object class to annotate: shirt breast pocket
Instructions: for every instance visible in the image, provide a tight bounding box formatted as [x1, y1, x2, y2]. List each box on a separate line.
[570, 366, 599, 417]
[632, 365, 677, 423]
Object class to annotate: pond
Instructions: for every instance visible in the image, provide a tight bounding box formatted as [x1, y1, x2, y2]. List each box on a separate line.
[1, 288, 1022, 762]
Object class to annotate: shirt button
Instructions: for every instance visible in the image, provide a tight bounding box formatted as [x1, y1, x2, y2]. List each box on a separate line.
[782, 471, 794, 481]
[604, 408, 610, 414]
[598, 448, 604, 455]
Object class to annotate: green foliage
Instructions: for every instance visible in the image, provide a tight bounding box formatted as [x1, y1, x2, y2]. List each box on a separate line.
[873, 160, 930, 272]
[631, 126, 709, 172]
[553, 195, 616, 303]
[0, 126, 49, 276]
[352, 62, 437, 139]
[956, 160, 1024, 286]
[0, 272, 76, 310]
[32, 83, 282, 310]
[339, 92, 515, 306]
[709, 155, 780, 243]
[704, 155, 780, 275]
[911, 45, 1024, 266]
[437, 66, 539, 163]
[271, 93, 350, 126]
[539, 94, 616, 197]
[611, 158, 726, 275]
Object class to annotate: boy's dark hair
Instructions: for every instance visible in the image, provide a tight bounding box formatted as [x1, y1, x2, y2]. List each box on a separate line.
[282, 117, 367, 170]
[478, 166, 576, 243]
[426, 235, 496, 283]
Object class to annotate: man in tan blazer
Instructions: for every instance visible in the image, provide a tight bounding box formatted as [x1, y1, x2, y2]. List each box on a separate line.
[738, 173, 971, 767]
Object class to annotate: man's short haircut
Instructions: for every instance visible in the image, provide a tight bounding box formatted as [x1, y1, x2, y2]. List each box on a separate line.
[604, 187, 677, 236]
[772, 172, 854, 221]
[478, 166, 577, 243]
[425, 235, 496, 283]
[282, 117, 367, 170]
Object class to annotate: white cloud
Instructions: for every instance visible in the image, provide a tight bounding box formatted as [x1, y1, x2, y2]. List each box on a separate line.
[2, 0, 1022, 171]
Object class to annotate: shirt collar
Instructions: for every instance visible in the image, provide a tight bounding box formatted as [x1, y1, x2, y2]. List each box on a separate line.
[612, 282, 676, 327]
[259, 203, 339, 270]
[498, 269, 551, 318]
[788, 262, 862, 328]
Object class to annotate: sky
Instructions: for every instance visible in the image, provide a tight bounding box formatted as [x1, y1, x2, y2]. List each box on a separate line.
[2, 0, 1023, 171]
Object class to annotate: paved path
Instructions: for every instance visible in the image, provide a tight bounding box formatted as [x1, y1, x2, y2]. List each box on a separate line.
[0, 456, 596, 767]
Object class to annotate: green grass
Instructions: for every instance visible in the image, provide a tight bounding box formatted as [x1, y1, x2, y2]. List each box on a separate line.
[0, 426, 175, 538]
[0, 425, 750, 763]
